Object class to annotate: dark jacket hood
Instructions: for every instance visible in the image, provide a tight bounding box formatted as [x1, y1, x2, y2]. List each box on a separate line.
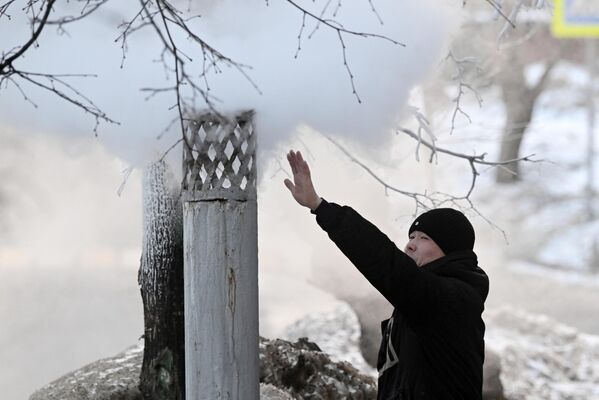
[422, 249, 489, 302]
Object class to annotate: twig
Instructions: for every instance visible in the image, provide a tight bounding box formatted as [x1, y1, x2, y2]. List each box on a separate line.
[0, 0, 56, 74]
[446, 51, 484, 135]
[45, 0, 110, 26]
[485, 0, 516, 28]
[286, 0, 404, 103]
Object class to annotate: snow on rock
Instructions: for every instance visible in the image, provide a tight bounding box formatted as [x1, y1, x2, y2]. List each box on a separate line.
[486, 306, 599, 400]
[29, 343, 143, 400]
[259, 337, 377, 399]
[259, 384, 294, 400]
[284, 301, 377, 377]
[28, 336, 376, 400]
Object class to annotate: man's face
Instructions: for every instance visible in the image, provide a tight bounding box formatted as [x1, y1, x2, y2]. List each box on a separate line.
[404, 230, 445, 267]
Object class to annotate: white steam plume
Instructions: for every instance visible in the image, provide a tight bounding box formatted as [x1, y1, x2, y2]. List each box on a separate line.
[193, 0, 460, 152]
[0, 0, 460, 165]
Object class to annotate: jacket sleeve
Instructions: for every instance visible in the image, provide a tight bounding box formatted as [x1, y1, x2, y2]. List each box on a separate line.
[313, 199, 460, 324]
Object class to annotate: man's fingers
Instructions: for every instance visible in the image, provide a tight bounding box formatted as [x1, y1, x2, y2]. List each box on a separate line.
[287, 151, 298, 174]
[283, 178, 294, 192]
[288, 150, 310, 176]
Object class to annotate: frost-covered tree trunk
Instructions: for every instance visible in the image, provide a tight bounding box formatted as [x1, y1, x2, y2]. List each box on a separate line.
[139, 161, 185, 400]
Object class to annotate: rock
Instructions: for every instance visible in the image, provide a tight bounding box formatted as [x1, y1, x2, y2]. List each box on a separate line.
[482, 348, 505, 400]
[342, 294, 393, 369]
[29, 344, 143, 400]
[29, 337, 376, 400]
[284, 302, 377, 376]
[260, 337, 377, 399]
[260, 384, 294, 400]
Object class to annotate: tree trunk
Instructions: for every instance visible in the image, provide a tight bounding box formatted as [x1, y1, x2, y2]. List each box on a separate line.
[496, 97, 535, 183]
[139, 161, 185, 400]
[495, 49, 557, 184]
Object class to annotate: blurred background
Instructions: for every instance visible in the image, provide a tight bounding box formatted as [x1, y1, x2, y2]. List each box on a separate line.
[1, 0, 598, 399]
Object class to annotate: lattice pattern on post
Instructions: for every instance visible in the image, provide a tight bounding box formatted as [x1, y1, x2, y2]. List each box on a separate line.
[183, 110, 256, 199]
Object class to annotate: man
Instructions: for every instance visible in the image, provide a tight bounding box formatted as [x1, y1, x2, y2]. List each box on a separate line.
[284, 150, 489, 400]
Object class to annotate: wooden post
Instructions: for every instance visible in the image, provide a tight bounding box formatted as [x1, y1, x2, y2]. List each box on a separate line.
[182, 111, 259, 400]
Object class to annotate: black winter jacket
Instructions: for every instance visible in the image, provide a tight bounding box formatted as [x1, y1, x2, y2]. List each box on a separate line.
[313, 199, 489, 400]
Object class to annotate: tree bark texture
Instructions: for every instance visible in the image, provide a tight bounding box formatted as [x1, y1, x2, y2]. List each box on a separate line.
[183, 197, 259, 400]
[139, 161, 185, 400]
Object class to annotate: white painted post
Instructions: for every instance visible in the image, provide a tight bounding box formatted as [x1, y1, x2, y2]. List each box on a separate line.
[182, 111, 259, 400]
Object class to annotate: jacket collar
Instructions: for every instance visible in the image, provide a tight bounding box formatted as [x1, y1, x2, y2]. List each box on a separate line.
[421, 250, 489, 301]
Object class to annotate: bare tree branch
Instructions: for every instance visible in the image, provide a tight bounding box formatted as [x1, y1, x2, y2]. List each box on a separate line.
[398, 127, 540, 196]
[322, 133, 510, 240]
[12, 69, 119, 133]
[485, 0, 516, 29]
[0, 0, 119, 134]
[0, 0, 56, 73]
[45, 0, 110, 26]
[285, 0, 405, 103]
[446, 51, 484, 135]
[0, 0, 19, 20]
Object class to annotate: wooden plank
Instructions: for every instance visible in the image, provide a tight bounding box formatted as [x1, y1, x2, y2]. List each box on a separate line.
[184, 199, 259, 400]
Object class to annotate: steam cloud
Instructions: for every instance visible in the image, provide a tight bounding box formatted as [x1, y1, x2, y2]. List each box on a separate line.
[195, 0, 459, 152]
[0, 0, 459, 164]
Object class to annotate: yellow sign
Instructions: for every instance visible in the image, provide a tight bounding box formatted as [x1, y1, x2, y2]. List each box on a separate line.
[552, 0, 599, 38]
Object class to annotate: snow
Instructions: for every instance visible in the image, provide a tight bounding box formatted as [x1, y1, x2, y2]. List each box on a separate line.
[537, 220, 599, 271]
[486, 306, 599, 400]
[509, 260, 599, 287]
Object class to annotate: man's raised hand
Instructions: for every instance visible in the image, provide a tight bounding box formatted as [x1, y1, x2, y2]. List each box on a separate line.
[284, 150, 322, 211]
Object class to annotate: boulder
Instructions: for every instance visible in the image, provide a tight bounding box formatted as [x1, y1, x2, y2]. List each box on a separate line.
[284, 302, 377, 376]
[342, 294, 392, 369]
[482, 348, 505, 400]
[29, 344, 143, 400]
[29, 337, 376, 400]
[260, 337, 377, 399]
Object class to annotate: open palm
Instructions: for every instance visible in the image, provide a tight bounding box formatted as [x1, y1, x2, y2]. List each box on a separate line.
[284, 150, 321, 210]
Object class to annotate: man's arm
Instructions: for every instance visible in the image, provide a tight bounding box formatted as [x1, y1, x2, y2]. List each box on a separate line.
[283, 150, 452, 321]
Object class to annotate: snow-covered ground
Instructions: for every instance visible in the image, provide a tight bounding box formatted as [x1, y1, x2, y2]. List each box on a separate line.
[486, 306, 599, 400]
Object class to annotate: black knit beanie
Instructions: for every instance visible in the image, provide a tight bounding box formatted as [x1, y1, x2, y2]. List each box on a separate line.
[408, 208, 475, 255]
